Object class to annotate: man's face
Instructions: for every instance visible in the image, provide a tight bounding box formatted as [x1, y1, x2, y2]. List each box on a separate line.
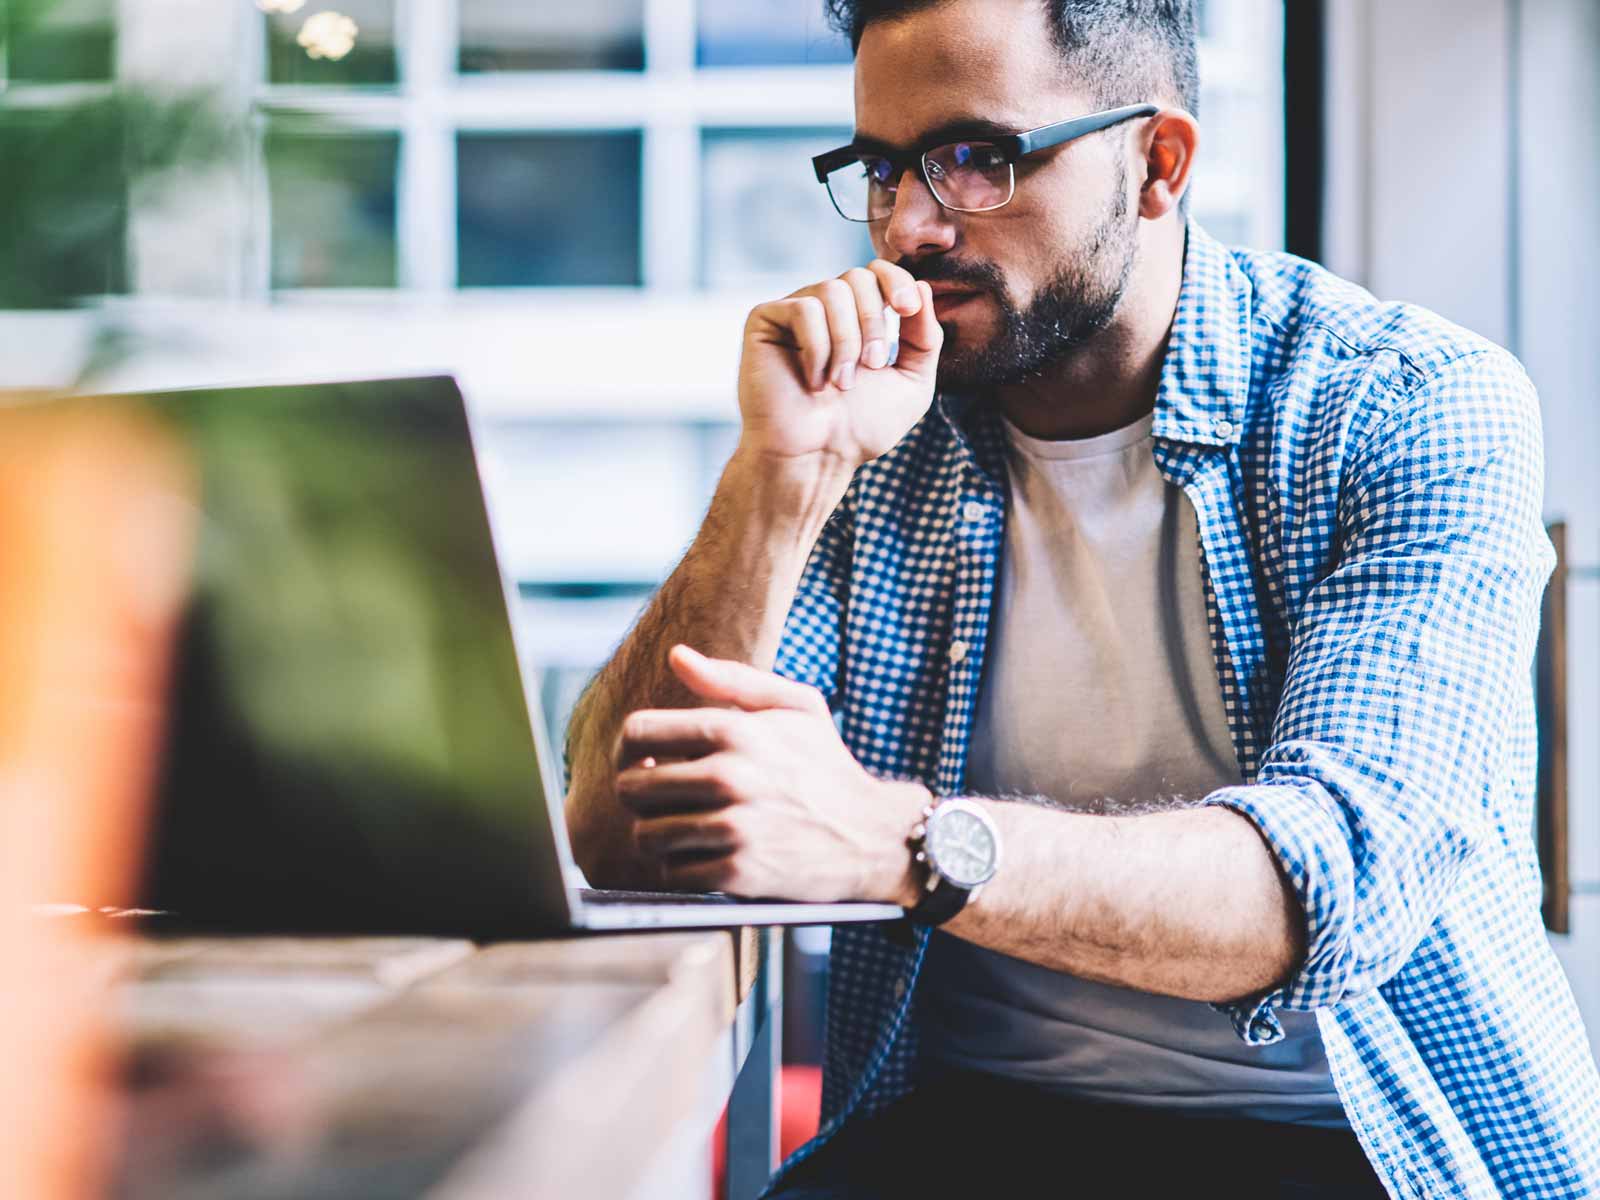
[854, 0, 1143, 392]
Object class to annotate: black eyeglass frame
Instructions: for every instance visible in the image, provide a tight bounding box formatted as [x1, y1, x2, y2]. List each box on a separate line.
[811, 102, 1160, 221]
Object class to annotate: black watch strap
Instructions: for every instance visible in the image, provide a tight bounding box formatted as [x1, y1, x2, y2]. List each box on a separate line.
[907, 874, 972, 926]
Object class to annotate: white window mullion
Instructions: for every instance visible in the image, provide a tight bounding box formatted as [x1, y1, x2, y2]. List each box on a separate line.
[642, 0, 698, 291]
[398, 0, 458, 292]
[644, 0, 696, 76]
[642, 123, 700, 291]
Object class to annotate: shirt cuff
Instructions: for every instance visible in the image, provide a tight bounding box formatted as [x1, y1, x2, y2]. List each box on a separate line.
[1200, 780, 1358, 1044]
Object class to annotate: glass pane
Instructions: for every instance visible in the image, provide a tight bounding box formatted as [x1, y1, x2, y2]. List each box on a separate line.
[267, 129, 398, 289]
[457, 132, 641, 287]
[701, 129, 873, 292]
[697, 0, 850, 67]
[0, 105, 125, 306]
[459, 0, 643, 73]
[4, 0, 115, 83]
[264, 0, 397, 86]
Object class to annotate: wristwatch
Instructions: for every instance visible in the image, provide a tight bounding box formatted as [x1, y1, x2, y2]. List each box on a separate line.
[906, 797, 1001, 925]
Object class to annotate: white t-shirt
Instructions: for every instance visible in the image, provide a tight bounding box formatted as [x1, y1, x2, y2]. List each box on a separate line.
[916, 411, 1348, 1128]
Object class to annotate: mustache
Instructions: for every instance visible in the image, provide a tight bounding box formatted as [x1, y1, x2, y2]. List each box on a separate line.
[897, 257, 1006, 293]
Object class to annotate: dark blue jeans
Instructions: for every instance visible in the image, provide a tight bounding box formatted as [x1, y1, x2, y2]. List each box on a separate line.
[766, 1071, 1390, 1199]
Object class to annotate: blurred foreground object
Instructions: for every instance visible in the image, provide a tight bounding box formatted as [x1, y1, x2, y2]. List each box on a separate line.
[0, 396, 196, 1200]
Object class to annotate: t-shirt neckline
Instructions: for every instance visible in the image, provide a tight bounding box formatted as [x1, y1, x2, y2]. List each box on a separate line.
[1002, 411, 1156, 462]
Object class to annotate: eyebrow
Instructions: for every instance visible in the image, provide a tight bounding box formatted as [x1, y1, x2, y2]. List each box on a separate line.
[850, 116, 1024, 154]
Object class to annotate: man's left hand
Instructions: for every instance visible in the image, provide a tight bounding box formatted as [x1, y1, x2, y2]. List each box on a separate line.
[612, 645, 927, 903]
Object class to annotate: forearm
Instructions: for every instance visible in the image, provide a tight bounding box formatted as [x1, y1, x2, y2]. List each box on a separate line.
[564, 449, 852, 886]
[881, 795, 1306, 1004]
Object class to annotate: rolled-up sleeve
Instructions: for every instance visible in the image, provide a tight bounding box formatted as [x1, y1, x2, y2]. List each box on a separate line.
[1203, 348, 1554, 1045]
[773, 488, 855, 712]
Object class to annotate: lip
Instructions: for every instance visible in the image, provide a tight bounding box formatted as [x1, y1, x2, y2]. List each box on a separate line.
[928, 287, 983, 312]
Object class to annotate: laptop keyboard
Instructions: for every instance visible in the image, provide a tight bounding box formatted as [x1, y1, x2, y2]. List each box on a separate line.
[579, 888, 745, 906]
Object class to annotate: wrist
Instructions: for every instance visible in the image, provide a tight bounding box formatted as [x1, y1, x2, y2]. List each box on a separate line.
[863, 778, 935, 908]
[724, 445, 856, 537]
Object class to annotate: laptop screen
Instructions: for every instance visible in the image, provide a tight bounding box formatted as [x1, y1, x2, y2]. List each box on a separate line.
[129, 376, 569, 935]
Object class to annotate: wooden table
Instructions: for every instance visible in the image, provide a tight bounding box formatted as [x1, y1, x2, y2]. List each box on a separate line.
[106, 927, 782, 1200]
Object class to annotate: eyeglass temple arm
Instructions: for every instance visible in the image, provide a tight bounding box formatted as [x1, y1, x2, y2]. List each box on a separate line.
[811, 102, 1160, 181]
[1013, 103, 1160, 157]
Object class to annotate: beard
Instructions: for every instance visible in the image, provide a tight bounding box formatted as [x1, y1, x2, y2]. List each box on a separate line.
[910, 157, 1139, 393]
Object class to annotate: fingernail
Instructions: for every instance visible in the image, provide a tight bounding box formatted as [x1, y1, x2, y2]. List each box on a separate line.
[892, 287, 918, 312]
[864, 340, 887, 369]
[839, 362, 857, 390]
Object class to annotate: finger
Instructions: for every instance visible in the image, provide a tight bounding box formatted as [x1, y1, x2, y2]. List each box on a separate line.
[841, 267, 891, 371]
[633, 810, 741, 858]
[614, 706, 741, 770]
[615, 754, 741, 812]
[866, 258, 921, 317]
[748, 296, 831, 392]
[893, 280, 943, 377]
[668, 644, 827, 713]
[809, 278, 863, 391]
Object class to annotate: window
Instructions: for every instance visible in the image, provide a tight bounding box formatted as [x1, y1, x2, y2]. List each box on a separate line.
[263, 0, 397, 86]
[696, 0, 850, 67]
[267, 129, 399, 289]
[701, 128, 871, 291]
[457, 132, 642, 287]
[459, 1, 645, 73]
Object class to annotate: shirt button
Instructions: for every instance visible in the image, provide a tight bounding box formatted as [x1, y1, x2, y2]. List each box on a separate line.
[1213, 418, 1236, 438]
[893, 977, 907, 1001]
[948, 640, 969, 664]
[961, 500, 986, 523]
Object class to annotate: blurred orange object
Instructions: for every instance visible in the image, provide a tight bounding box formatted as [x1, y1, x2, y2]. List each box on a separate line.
[0, 396, 196, 1200]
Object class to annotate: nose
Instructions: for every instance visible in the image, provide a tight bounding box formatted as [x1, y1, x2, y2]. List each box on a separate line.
[877, 166, 958, 260]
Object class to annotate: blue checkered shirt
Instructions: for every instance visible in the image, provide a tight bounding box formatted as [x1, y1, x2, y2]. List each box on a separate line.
[766, 222, 1600, 1198]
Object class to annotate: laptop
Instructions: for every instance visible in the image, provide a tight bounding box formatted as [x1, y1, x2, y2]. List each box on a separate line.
[114, 374, 903, 937]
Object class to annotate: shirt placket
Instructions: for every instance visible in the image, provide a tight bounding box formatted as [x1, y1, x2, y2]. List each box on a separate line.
[1152, 439, 1270, 781]
[933, 461, 1007, 795]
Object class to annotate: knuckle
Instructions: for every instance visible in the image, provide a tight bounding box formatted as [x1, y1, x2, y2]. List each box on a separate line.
[794, 294, 826, 324]
[819, 277, 852, 305]
[704, 759, 738, 800]
[700, 711, 734, 746]
[715, 812, 745, 848]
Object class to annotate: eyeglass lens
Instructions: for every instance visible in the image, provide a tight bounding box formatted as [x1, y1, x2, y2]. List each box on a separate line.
[825, 141, 1015, 221]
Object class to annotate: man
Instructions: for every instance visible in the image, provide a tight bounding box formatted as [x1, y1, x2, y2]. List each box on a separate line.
[564, 1, 1600, 1196]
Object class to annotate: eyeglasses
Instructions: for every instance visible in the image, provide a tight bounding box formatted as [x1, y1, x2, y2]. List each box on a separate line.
[811, 103, 1158, 223]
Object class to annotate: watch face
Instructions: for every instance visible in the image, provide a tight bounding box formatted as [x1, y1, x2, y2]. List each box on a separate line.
[926, 806, 997, 887]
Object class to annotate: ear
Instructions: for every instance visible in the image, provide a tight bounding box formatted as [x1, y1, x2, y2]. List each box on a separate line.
[1136, 108, 1199, 220]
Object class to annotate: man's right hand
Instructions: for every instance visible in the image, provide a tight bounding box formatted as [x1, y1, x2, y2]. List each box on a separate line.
[735, 259, 942, 479]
